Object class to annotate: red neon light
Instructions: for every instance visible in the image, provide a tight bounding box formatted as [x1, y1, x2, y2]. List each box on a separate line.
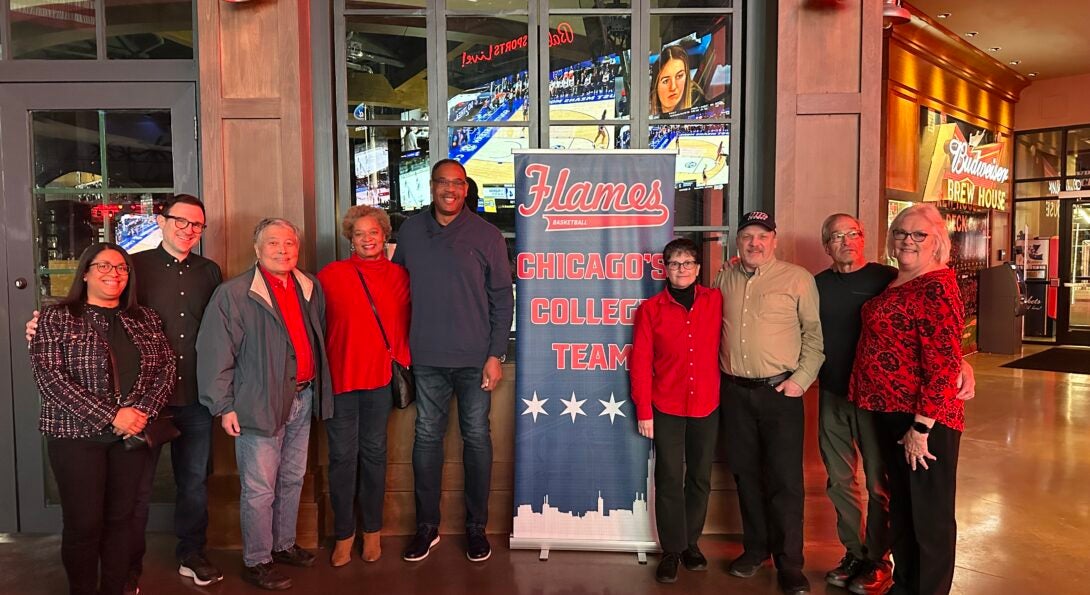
[461, 22, 575, 68]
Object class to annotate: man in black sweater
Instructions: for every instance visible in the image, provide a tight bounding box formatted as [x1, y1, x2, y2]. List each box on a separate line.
[814, 213, 975, 595]
[393, 159, 514, 564]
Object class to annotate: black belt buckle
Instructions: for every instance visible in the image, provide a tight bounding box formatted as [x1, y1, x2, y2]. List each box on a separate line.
[295, 379, 312, 392]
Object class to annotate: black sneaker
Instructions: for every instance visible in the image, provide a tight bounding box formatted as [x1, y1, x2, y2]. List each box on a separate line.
[682, 546, 708, 571]
[728, 553, 766, 578]
[402, 526, 441, 562]
[825, 553, 866, 588]
[122, 575, 139, 595]
[779, 568, 811, 594]
[272, 544, 316, 568]
[242, 562, 292, 591]
[179, 552, 225, 586]
[656, 553, 680, 584]
[466, 528, 491, 563]
[849, 562, 893, 595]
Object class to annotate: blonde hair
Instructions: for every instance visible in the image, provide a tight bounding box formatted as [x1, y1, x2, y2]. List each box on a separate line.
[886, 203, 951, 265]
[341, 205, 392, 242]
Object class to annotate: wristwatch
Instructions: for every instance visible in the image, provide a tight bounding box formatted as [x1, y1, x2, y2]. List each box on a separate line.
[493, 353, 507, 363]
[912, 421, 931, 435]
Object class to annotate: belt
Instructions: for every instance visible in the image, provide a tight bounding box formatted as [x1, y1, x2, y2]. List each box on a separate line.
[724, 371, 793, 389]
[295, 379, 313, 392]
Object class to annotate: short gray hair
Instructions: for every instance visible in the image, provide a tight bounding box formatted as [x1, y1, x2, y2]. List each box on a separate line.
[820, 213, 862, 245]
[886, 203, 951, 264]
[253, 218, 301, 244]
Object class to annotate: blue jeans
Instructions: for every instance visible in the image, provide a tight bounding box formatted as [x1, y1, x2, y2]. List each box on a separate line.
[326, 385, 393, 538]
[235, 387, 312, 567]
[129, 402, 214, 574]
[412, 365, 493, 530]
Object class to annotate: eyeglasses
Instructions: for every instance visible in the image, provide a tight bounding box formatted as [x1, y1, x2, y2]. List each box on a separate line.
[89, 261, 130, 275]
[164, 215, 208, 232]
[829, 230, 863, 243]
[891, 229, 929, 242]
[666, 260, 698, 271]
[432, 178, 467, 188]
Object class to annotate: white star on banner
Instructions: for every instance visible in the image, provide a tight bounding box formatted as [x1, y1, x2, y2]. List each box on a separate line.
[521, 392, 549, 423]
[598, 393, 627, 424]
[560, 392, 587, 423]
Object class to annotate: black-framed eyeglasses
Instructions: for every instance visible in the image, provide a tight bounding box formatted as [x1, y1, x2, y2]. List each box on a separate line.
[89, 262, 130, 275]
[829, 230, 863, 243]
[666, 260, 698, 271]
[164, 215, 208, 232]
[432, 178, 467, 188]
[891, 229, 929, 242]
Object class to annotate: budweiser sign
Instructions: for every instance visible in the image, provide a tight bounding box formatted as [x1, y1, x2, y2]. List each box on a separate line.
[518, 164, 671, 231]
[947, 138, 1010, 184]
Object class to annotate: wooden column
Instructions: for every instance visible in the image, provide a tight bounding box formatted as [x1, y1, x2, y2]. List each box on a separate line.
[197, 0, 317, 549]
[775, 0, 884, 270]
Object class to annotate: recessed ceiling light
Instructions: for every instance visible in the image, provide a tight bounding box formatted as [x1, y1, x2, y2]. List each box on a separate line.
[965, 32, 978, 37]
[937, 12, 951, 19]
[1009, 59, 1021, 65]
[989, 47, 1002, 52]
[1028, 72, 1039, 77]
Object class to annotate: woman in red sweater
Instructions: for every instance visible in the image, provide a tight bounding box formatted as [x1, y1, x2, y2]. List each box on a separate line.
[630, 238, 722, 584]
[850, 203, 964, 595]
[318, 206, 410, 566]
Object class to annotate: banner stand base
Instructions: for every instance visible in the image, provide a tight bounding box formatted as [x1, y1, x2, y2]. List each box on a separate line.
[510, 536, 660, 563]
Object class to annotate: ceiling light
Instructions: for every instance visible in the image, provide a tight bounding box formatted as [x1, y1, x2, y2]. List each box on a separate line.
[1009, 60, 1021, 65]
[1028, 72, 1039, 77]
[988, 47, 1001, 52]
[965, 32, 978, 37]
[883, 0, 911, 29]
[936, 12, 951, 19]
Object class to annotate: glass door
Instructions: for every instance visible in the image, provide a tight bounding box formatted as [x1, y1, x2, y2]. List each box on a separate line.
[0, 82, 197, 532]
[1058, 195, 1090, 346]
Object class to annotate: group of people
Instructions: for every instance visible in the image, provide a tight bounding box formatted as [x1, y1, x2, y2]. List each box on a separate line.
[29, 155, 971, 595]
[631, 205, 974, 595]
[28, 159, 513, 594]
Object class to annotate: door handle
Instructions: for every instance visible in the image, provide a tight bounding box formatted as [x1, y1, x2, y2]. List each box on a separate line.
[14, 278, 28, 290]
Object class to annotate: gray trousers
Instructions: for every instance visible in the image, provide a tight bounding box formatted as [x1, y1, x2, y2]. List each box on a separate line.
[817, 388, 891, 566]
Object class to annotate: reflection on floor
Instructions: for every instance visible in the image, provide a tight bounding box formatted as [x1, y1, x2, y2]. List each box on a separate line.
[1, 346, 1088, 594]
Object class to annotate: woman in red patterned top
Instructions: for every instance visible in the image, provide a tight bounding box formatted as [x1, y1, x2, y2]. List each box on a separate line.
[630, 238, 722, 584]
[317, 206, 411, 566]
[850, 203, 964, 595]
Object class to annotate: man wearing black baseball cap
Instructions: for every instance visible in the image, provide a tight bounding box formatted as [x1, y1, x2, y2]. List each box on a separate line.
[714, 210, 824, 595]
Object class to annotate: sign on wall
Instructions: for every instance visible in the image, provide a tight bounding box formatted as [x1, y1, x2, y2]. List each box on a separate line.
[919, 106, 1012, 211]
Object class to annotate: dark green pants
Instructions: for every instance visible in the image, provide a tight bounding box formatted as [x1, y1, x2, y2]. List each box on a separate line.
[817, 388, 891, 565]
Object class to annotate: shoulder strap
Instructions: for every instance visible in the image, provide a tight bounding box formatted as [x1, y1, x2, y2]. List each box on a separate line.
[355, 268, 392, 352]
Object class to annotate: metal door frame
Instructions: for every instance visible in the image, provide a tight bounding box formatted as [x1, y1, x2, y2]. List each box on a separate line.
[0, 82, 197, 532]
[1057, 191, 1090, 346]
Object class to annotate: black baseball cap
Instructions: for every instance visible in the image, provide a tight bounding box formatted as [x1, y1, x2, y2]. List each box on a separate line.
[739, 210, 776, 232]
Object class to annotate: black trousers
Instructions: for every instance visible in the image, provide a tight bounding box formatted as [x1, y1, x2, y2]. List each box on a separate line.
[129, 401, 215, 574]
[48, 437, 148, 595]
[874, 412, 960, 595]
[652, 407, 719, 554]
[721, 375, 805, 571]
[326, 385, 393, 539]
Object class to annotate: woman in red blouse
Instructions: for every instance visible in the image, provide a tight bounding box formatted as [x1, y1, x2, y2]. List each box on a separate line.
[317, 206, 411, 566]
[630, 238, 722, 584]
[850, 203, 964, 595]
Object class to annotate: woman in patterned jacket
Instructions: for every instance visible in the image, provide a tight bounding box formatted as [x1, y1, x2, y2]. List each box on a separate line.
[30, 242, 177, 595]
[850, 204, 965, 595]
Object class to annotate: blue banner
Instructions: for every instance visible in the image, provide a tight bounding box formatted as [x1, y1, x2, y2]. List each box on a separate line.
[511, 151, 675, 549]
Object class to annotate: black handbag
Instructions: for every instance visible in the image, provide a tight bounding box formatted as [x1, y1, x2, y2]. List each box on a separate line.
[356, 269, 415, 408]
[123, 414, 182, 451]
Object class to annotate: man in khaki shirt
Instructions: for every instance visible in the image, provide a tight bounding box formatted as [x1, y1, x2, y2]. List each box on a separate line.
[715, 210, 824, 595]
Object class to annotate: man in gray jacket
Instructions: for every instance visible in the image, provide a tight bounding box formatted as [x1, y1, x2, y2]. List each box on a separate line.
[197, 218, 333, 591]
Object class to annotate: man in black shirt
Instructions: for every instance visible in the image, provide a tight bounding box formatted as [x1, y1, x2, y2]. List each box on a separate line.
[128, 195, 223, 590]
[814, 213, 975, 595]
[30, 195, 224, 591]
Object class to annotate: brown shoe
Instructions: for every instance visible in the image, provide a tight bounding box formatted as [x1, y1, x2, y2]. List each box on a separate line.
[331, 537, 354, 567]
[362, 531, 381, 562]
